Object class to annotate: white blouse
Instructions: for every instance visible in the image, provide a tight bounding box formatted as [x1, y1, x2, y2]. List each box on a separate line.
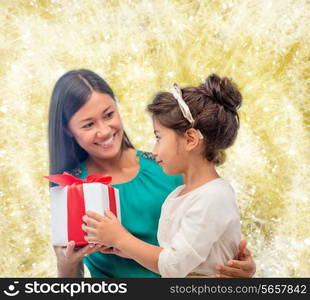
[157, 178, 241, 277]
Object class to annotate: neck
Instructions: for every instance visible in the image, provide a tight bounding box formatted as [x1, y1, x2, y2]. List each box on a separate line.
[86, 148, 137, 175]
[183, 155, 219, 191]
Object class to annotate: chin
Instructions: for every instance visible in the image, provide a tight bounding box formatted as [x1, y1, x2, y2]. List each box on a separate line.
[101, 145, 123, 159]
[162, 167, 180, 176]
[92, 141, 123, 160]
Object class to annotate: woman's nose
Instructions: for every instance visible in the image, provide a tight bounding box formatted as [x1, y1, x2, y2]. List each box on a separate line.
[95, 124, 112, 138]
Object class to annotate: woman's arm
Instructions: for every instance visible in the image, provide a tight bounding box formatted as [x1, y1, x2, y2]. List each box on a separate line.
[83, 210, 162, 274]
[53, 241, 102, 277]
[215, 240, 256, 278]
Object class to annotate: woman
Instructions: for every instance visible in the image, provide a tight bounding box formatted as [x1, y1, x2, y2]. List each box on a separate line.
[48, 69, 255, 278]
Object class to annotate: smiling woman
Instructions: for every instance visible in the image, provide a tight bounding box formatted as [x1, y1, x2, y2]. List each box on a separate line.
[67, 92, 140, 180]
[48, 69, 135, 178]
[48, 69, 255, 278]
[69, 93, 122, 153]
[69, 92, 143, 184]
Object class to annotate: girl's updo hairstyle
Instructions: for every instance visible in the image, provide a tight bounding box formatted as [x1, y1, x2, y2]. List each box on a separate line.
[147, 74, 242, 165]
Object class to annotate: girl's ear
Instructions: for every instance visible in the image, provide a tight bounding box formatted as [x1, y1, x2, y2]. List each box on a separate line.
[184, 128, 201, 151]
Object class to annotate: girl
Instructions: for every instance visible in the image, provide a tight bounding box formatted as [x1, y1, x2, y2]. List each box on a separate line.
[48, 69, 255, 277]
[82, 74, 244, 277]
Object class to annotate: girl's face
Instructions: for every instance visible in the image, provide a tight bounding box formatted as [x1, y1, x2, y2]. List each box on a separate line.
[152, 118, 186, 175]
[68, 91, 124, 160]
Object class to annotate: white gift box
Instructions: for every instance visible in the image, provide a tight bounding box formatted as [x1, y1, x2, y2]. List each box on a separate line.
[50, 183, 121, 247]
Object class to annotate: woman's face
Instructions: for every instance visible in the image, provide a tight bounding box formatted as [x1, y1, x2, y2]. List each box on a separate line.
[68, 91, 124, 160]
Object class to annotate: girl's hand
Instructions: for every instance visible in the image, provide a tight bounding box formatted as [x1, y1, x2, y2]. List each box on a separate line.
[100, 247, 131, 259]
[82, 210, 129, 247]
[53, 241, 102, 277]
[214, 240, 256, 278]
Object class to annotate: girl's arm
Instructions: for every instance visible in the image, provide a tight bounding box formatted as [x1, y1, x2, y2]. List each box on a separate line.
[82, 210, 162, 274]
[115, 231, 162, 274]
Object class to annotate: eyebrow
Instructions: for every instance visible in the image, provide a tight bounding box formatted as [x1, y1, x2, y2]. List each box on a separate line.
[79, 105, 113, 123]
[154, 130, 159, 134]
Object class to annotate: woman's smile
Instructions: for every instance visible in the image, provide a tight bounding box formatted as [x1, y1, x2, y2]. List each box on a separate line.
[94, 133, 116, 149]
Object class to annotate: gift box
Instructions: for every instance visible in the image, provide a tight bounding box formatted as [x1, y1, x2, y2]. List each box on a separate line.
[45, 172, 121, 247]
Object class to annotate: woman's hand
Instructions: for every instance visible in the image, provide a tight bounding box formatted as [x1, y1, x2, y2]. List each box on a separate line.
[53, 241, 102, 277]
[214, 240, 256, 278]
[82, 210, 129, 247]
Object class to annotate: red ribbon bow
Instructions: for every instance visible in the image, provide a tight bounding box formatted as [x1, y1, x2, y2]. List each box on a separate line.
[44, 172, 112, 186]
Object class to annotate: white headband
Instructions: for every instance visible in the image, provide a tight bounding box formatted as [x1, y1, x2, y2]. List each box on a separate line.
[169, 83, 204, 139]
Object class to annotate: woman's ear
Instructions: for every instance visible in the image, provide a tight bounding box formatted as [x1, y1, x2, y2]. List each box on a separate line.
[184, 128, 201, 151]
[65, 127, 73, 138]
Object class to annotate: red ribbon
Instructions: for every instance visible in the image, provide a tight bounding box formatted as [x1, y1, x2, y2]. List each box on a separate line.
[45, 172, 117, 247]
[45, 172, 112, 186]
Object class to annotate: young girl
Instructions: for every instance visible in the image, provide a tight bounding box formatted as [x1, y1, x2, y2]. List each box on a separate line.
[82, 74, 243, 277]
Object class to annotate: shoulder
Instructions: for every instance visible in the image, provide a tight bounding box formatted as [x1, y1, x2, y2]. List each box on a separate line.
[189, 179, 236, 208]
[50, 165, 84, 187]
[182, 179, 239, 221]
[200, 178, 234, 196]
[137, 150, 159, 169]
[68, 166, 83, 178]
[137, 150, 183, 186]
[138, 150, 157, 162]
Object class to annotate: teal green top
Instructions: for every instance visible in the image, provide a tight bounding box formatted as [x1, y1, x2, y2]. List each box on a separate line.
[68, 150, 182, 278]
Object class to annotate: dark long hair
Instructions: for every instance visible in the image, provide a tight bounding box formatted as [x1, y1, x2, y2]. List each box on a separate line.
[48, 69, 134, 176]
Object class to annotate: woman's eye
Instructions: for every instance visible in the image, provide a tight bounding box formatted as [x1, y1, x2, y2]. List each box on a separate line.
[82, 122, 94, 129]
[105, 111, 114, 119]
[155, 135, 161, 141]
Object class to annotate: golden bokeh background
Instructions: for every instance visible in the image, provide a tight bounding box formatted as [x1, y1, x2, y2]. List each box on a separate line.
[0, 0, 309, 277]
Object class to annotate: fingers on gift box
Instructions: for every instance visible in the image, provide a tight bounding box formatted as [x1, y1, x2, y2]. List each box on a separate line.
[45, 172, 121, 247]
